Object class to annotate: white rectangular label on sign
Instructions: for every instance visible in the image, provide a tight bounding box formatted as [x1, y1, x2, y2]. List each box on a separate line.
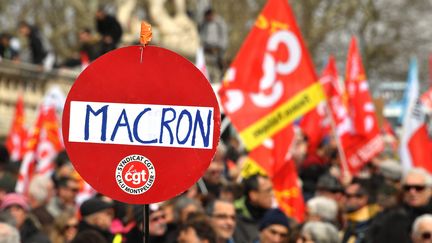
[69, 101, 214, 149]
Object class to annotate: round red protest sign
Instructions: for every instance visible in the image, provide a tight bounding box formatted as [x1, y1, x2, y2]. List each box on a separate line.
[62, 46, 220, 204]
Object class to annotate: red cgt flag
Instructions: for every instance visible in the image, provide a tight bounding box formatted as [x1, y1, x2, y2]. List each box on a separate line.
[16, 106, 63, 194]
[218, 0, 325, 152]
[5, 96, 27, 162]
[248, 126, 305, 222]
[218, 0, 312, 221]
[341, 37, 384, 174]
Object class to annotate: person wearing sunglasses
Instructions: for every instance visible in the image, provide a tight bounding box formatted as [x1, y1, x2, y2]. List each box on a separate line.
[341, 178, 380, 243]
[412, 214, 432, 243]
[366, 167, 432, 243]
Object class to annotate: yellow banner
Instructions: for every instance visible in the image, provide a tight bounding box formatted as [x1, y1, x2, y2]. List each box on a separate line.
[239, 82, 325, 151]
[240, 157, 267, 179]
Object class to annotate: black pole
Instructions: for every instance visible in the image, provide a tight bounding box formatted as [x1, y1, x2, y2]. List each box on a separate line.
[143, 204, 149, 243]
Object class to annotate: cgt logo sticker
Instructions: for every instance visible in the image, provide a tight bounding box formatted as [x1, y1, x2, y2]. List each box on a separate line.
[116, 154, 156, 195]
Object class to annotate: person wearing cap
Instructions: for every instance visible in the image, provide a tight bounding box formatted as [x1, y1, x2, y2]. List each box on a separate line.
[254, 208, 291, 243]
[75, 197, 114, 243]
[315, 173, 345, 207]
[0, 193, 50, 243]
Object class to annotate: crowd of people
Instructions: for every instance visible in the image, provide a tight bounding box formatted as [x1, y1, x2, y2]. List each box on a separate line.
[1, 4, 432, 243]
[0, 128, 431, 243]
[0, 8, 123, 71]
[0, 6, 228, 83]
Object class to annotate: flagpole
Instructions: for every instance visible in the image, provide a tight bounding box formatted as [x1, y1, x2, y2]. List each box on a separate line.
[323, 101, 351, 182]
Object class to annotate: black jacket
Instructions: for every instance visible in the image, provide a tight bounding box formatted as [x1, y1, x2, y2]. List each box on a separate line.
[366, 200, 432, 243]
[74, 220, 114, 243]
[20, 217, 51, 243]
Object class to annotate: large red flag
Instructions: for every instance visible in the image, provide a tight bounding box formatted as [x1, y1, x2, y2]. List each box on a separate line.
[218, 0, 325, 152]
[218, 0, 312, 221]
[5, 96, 27, 162]
[341, 37, 384, 174]
[16, 106, 63, 194]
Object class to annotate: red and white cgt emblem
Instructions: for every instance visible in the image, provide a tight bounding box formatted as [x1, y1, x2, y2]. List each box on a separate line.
[116, 154, 156, 195]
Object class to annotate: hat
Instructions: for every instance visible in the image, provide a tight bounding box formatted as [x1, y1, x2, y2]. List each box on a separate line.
[316, 173, 344, 193]
[0, 193, 30, 211]
[80, 197, 114, 217]
[378, 160, 402, 181]
[259, 209, 290, 231]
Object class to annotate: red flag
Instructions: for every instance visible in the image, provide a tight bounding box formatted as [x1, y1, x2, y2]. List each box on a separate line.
[299, 103, 329, 153]
[341, 37, 384, 174]
[218, 0, 311, 221]
[5, 96, 27, 162]
[16, 106, 63, 194]
[248, 126, 305, 222]
[218, 0, 325, 152]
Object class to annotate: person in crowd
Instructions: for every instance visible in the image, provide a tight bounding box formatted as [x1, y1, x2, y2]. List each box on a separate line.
[47, 176, 79, 218]
[306, 196, 338, 225]
[148, 203, 169, 242]
[297, 221, 339, 243]
[0, 193, 50, 243]
[206, 199, 236, 243]
[0, 222, 20, 242]
[367, 167, 432, 243]
[71, 230, 107, 243]
[178, 212, 217, 243]
[28, 174, 55, 235]
[199, 8, 228, 83]
[50, 211, 78, 243]
[341, 178, 380, 243]
[256, 208, 291, 243]
[17, 21, 47, 65]
[412, 214, 432, 243]
[202, 159, 226, 201]
[52, 151, 75, 187]
[0, 33, 19, 61]
[315, 173, 345, 205]
[95, 8, 123, 54]
[61, 28, 101, 68]
[234, 174, 273, 243]
[174, 196, 205, 225]
[75, 197, 114, 243]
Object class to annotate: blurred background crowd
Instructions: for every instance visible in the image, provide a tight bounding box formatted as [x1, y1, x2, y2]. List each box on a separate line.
[1, 0, 432, 243]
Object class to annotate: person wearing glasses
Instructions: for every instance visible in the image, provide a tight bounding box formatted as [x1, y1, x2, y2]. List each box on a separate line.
[412, 214, 432, 243]
[47, 176, 80, 218]
[341, 178, 380, 243]
[366, 167, 432, 243]
[206, 199, 236, 243]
